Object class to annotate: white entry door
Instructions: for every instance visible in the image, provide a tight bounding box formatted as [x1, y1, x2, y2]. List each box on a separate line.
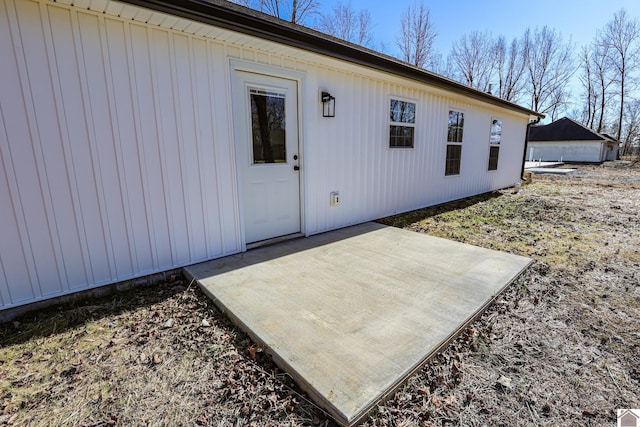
[233, 71, 301, 244]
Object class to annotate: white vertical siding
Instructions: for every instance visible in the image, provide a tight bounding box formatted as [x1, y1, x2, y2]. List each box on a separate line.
[303, 65, 528, 235]
[528, 141, 604, 162]
[0, 0, 240, 309]
[1, 0, 532, 311]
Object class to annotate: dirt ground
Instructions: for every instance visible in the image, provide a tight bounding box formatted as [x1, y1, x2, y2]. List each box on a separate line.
[1, 162, 639, 426]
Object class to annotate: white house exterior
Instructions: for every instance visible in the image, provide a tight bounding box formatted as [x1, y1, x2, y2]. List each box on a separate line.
[528, 117, 618, 162]
[0, 0, 542, 312]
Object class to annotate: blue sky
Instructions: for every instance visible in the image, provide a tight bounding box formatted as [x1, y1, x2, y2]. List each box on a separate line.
[319, 0, 640, 57]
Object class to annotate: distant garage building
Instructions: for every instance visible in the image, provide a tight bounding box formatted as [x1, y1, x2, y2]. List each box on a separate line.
[0, 0, 543, 312]
[528, 117, 619, 162]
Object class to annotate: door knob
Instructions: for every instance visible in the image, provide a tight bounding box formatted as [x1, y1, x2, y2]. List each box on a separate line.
[293, 165, 300, 171]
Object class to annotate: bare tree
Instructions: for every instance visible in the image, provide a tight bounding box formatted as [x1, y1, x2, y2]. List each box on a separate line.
[291, 0, 319, 25]
[230, 0, 320, 25]
[449, 31, 496, 92]
[600, 9, 640, 141]
[396, 1, 437, 68]
[566, 106, 585, 123]
[494, 36, 527, 102]
[621, 99, 640, 156]
[579, 46, 598, 128]
[582, 41, 615, 132]
[593, 44, 615, 133]
[429, 51, 454, 78]
[547, 85, 570, 121]
[317, 2, 374, 47]
[523, 26, 575, 116]
[356, 9, 373, 47]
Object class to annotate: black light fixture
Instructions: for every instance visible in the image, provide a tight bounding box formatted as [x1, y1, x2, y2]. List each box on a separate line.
[321, 91, 335, 117]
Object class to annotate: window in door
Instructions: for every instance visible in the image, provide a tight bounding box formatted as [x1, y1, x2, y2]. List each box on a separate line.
[250, 88, 286, 163]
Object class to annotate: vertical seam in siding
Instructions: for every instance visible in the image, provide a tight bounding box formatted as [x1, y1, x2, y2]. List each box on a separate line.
[169, 32, 193, 262]
[37, 0, 71, 291]
[67, 7, 104, 286]
[0, 0, 38, 304]
[74, 9, 114, 284]
[150, 28, 177, 267]
[118, 19, 143, 274]
[206, 42, 226, 257]
[11, 0, 64, 295]
[85, 8, 119, 282]
[188, 37, 212, 259]
[46, 2, 102, 288]
[207, 42, 226, 254]
[127, 24, 160, 270]
[100, 16, 135, 278]
[72, 10, 109, 283]
[167, 31, 189, 264]
[0, 109, 31, 305]
[141, 26, 167, 270]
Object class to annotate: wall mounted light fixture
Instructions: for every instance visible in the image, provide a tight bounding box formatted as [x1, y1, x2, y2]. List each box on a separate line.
[321, 91, 335, 117]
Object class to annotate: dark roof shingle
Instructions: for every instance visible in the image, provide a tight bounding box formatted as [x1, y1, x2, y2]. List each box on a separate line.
[529, 117, 605, 141]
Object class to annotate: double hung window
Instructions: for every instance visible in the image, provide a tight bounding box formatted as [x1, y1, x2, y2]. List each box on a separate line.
[445, 110, 464, 175]
[488, 119, 502, 171]
[389, 99, 416, 148]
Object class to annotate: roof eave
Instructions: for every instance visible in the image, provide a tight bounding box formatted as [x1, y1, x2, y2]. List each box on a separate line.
[119, 0, 543, 119]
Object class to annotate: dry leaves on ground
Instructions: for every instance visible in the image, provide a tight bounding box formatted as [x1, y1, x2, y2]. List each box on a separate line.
[1, 162, 639, 426]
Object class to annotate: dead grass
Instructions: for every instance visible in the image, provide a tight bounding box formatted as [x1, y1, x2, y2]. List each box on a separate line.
[1, 280, 321, 426]
[373, 162, 640, 426]
[1, 162, 639, 426]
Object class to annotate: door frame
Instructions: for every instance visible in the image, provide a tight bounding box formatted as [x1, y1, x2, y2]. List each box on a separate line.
[230, 60, 306, 250]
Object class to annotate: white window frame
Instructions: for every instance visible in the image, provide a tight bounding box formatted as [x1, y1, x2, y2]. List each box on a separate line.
[388, 96, 417, 149]
[488, 118, 502, 171]
[445, 109, 465, 176]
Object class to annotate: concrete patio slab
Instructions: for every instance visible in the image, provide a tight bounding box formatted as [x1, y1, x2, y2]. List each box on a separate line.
[184, 222, 532, 426]
[527, 167, 576, 175]
[524, 161, 565, 169]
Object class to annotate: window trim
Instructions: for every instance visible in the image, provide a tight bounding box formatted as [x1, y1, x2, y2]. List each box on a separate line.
[445, 109, 465, 176]
[445, 144, 462, 176]
[488, 146, 500, 171]
[488, 117, 502, 171]
[388, 96, 417, 149]
[447, 110, 464, 143]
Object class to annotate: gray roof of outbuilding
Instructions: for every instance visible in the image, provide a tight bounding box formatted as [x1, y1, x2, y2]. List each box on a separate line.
[601, 133, 620, 142]
[529, 117, 607, 141]
[120, 0, 544, 119]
